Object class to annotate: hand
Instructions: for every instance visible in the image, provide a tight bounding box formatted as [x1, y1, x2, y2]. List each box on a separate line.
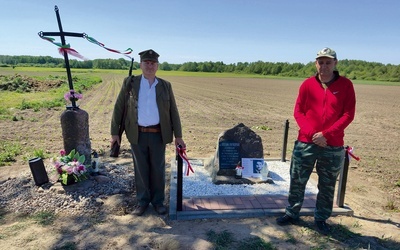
[312, 132, 327, 147]
[175, 137, 186, 149]
[110, 135, 120, 147]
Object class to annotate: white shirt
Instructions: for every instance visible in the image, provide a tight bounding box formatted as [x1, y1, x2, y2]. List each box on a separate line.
[137, 75, 160, 126]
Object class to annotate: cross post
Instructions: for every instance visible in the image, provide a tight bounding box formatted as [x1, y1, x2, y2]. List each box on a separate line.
[38, 5, 85, 108]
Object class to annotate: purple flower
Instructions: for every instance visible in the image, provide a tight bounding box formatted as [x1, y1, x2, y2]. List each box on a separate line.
[64, 90, 83, 102]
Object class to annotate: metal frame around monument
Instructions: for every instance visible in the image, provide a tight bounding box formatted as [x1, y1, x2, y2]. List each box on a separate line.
[175, 119, 350, 211]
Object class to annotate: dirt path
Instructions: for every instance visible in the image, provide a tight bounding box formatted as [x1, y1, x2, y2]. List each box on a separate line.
[1, 73, 399, 249]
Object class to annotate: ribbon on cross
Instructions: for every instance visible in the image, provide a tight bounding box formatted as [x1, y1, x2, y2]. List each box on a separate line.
[84, 34, 133, 59]
[346, 146, 360, 161]
[39, 35, 88, 60]
[39, 32, 133, 60]
[176, 145, 194, 176]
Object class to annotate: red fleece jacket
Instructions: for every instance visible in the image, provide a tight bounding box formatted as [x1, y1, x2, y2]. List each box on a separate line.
[294, 74, 356, 147]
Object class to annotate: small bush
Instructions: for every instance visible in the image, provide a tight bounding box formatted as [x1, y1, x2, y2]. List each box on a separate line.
[0, 142, 21, 166]
[33, 149, 46, 159]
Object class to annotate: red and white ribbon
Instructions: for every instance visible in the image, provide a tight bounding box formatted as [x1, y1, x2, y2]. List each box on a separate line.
[346, 146, 360, 161]
[176, 145, 194, 176]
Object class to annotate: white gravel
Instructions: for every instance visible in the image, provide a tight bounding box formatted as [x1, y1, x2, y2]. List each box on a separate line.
[181, 159, 318, 197]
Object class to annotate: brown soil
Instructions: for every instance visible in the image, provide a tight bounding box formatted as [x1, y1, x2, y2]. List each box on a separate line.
[1, 72, 399, 249]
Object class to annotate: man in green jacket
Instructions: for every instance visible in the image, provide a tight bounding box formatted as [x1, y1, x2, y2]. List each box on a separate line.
[110, 49, 185, 216]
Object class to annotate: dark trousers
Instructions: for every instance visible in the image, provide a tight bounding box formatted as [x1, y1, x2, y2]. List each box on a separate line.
[131, 132, 166, 207]
[285, 141, 345, 221]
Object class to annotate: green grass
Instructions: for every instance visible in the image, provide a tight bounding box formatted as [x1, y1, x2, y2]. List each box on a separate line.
[0, 106, 12, 120]
[206, 229, 277, 250]
[0, 73, 102, 109]
[206, 229, 235, 249]
[30, 211, 56, 226]
[352, 79, 400, 86]
[237, 237, 276, 249]
[1, 66, 399, 85]
[54, 242, 77, 250]
[0, 142, 22, 166]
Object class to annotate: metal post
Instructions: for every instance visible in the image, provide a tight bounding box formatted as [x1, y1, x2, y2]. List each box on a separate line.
[176, 150, 183, 211]
[281, 119, 289, 162]
[54, 6, 76, 108]
[336, 148, 350, 207]
[128, 58, 134, 76]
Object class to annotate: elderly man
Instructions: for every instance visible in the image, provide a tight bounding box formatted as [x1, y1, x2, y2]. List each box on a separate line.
[110, 49, 185, 216]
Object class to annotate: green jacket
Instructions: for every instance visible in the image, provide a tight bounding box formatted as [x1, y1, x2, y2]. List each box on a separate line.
[110, 75, 182, 145]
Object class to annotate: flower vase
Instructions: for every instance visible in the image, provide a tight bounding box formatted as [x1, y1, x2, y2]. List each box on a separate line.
[61, 175, 76, 186]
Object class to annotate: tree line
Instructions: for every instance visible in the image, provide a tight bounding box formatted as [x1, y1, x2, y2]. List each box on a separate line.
[1, 55, 399, 82]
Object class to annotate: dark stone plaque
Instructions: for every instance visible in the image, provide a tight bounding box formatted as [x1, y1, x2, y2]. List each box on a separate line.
[218, 141, 240, 169]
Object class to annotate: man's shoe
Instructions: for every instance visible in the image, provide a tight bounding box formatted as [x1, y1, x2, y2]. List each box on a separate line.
[154, 205, 167, 215]
[132, 205, 147, 216]
[276, 214, 298, 225]
[315, 220, 330, 235]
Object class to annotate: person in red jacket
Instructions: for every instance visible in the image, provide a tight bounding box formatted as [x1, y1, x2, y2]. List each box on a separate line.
[276, 47, 356, 235]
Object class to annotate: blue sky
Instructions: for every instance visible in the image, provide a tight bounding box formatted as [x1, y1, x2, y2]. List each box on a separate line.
[1, 0, 399, 65]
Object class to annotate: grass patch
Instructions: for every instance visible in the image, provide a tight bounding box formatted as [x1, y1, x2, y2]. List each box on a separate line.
[237, 236, 276, 249]
[0, 107, 12, 120]
[30, 211, 56, 226]
[0, 141, 22, 166]
[0, 74, 102, 110]
[54, 241, 77, 250]
[331, 224, 361, 241]
[252, 125, 272, 131]
[284, 232, 297, 244]
[0, 216, 30, 239]
[33, 149, 46, 159]
[206, 230, 276, 250]
[384, 197, 398, 211]
[206, 229, 235, 249]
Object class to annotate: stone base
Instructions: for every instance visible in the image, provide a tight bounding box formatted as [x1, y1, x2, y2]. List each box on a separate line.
[216, 169, 236, 176]
[213, 175, 274, 185]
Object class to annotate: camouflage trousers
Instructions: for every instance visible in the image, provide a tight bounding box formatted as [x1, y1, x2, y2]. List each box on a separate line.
[285, 141, 345, 221]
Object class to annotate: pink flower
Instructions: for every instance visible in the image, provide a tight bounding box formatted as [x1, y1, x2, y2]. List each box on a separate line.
[56, 166, 63, 174]
[60, 150, 66, 156]
[78, 165, 86, 172]
[64, 90, 83, 102]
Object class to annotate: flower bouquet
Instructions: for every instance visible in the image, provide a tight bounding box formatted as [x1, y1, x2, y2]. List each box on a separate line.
[51, 149, 88, 186]
[64, 89, 83, 109]
[64, 89, 83, 103]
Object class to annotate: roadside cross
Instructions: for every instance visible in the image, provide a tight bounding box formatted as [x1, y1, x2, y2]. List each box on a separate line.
[38, 5, 84, 108]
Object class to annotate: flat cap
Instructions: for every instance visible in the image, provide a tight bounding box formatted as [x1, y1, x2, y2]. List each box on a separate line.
[138, 49, 159, 62]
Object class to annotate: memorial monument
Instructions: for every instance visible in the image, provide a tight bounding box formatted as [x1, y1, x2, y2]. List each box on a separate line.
[205, 123, 269, 184]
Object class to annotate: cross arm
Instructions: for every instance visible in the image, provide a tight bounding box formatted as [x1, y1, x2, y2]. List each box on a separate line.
[39, 31, 85, 38]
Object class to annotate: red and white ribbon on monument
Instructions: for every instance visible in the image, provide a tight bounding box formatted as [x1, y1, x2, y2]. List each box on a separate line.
[346, 146, 360, 161]
[176, 145, 194, 176]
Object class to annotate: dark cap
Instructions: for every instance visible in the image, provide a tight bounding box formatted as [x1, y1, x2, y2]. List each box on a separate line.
[138, 49, 159, 62]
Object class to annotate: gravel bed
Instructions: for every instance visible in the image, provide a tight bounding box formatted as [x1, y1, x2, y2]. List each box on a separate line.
[0, 162, 135, 216]
[1, 159, 319, 216]
[182, 160, 318, 197]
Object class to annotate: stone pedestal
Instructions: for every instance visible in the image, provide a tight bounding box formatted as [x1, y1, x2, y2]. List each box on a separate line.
[60, 107, 91, 165]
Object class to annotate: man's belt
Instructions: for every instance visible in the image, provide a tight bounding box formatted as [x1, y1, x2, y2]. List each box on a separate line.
[138, 124, 161, 133]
